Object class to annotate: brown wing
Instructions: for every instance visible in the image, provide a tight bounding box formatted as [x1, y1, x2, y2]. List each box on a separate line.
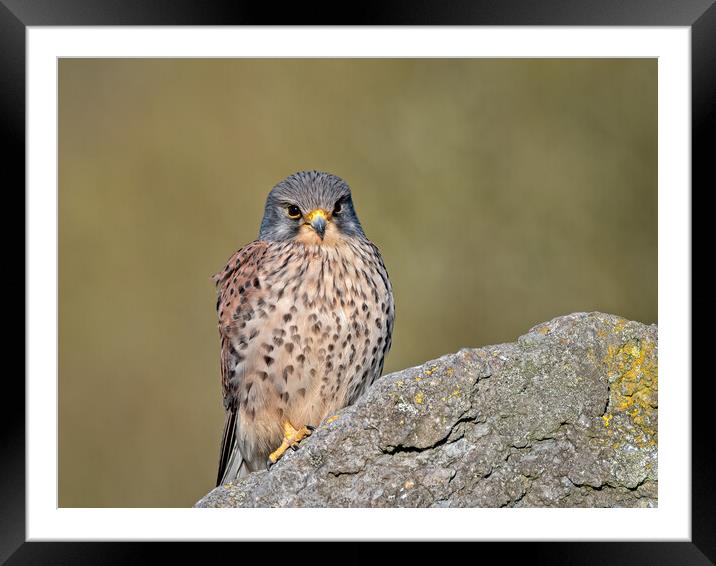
[213, 240, 269, 485]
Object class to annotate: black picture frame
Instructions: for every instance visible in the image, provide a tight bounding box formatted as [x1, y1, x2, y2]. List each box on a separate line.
[4, 1, 710, 563]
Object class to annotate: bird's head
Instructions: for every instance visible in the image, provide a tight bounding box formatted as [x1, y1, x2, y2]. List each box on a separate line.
[258, 171, 365, 245]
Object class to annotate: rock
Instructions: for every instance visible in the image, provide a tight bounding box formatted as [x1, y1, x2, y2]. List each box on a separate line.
[196, 312, 657, 508]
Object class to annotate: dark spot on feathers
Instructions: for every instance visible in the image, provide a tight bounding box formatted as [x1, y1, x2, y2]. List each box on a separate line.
[283, 365, 294, 382]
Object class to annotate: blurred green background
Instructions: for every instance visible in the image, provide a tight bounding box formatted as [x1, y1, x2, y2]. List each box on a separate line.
[59, 59, 657, 507]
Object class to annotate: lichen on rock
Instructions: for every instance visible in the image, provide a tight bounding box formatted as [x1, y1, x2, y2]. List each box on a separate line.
[196, 312, 657, 508]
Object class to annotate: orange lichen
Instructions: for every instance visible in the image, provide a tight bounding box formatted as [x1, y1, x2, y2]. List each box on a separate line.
[602, 335, 658, 447]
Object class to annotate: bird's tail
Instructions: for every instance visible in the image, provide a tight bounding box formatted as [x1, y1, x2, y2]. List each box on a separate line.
[218, 445, 248, 486]
[216, 408, 249, 486]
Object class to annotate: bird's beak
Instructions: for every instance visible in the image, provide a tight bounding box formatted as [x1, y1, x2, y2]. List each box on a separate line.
[306, 209, 328, 240]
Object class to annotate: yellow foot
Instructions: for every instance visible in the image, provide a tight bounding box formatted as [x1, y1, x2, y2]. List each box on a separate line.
[267, 422, 313, 466]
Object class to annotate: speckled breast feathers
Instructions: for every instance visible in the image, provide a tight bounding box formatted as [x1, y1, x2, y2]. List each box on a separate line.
[215, 233, 394, 479]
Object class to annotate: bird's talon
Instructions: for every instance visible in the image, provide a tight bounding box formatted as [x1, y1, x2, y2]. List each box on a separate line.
[267, 422, 313, 465]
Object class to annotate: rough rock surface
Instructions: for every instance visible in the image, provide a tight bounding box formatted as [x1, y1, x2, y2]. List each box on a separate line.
[196, 312, 657, 508]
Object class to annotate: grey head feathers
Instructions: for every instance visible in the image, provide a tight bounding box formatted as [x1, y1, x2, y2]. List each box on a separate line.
[258, 170, 365, 242]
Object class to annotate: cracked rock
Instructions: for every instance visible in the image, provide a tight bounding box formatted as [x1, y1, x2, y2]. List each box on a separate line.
[195, 312, 657, 508]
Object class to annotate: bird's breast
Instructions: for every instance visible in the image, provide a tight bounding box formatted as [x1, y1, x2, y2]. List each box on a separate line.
[233, 238, 393, 466]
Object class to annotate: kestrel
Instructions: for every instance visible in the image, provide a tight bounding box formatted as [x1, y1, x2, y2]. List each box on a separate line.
[214, 171, 395, 485]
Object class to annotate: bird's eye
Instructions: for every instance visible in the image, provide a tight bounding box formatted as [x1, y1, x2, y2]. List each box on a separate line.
[333, 201, 343, 214]
[287, 205, 302, 219]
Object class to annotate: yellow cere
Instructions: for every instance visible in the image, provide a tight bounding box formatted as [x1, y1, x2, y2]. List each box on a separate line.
[306, 209, 329, 222]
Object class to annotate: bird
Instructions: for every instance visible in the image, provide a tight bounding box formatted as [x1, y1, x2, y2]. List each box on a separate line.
[213, 170, 395, 486]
